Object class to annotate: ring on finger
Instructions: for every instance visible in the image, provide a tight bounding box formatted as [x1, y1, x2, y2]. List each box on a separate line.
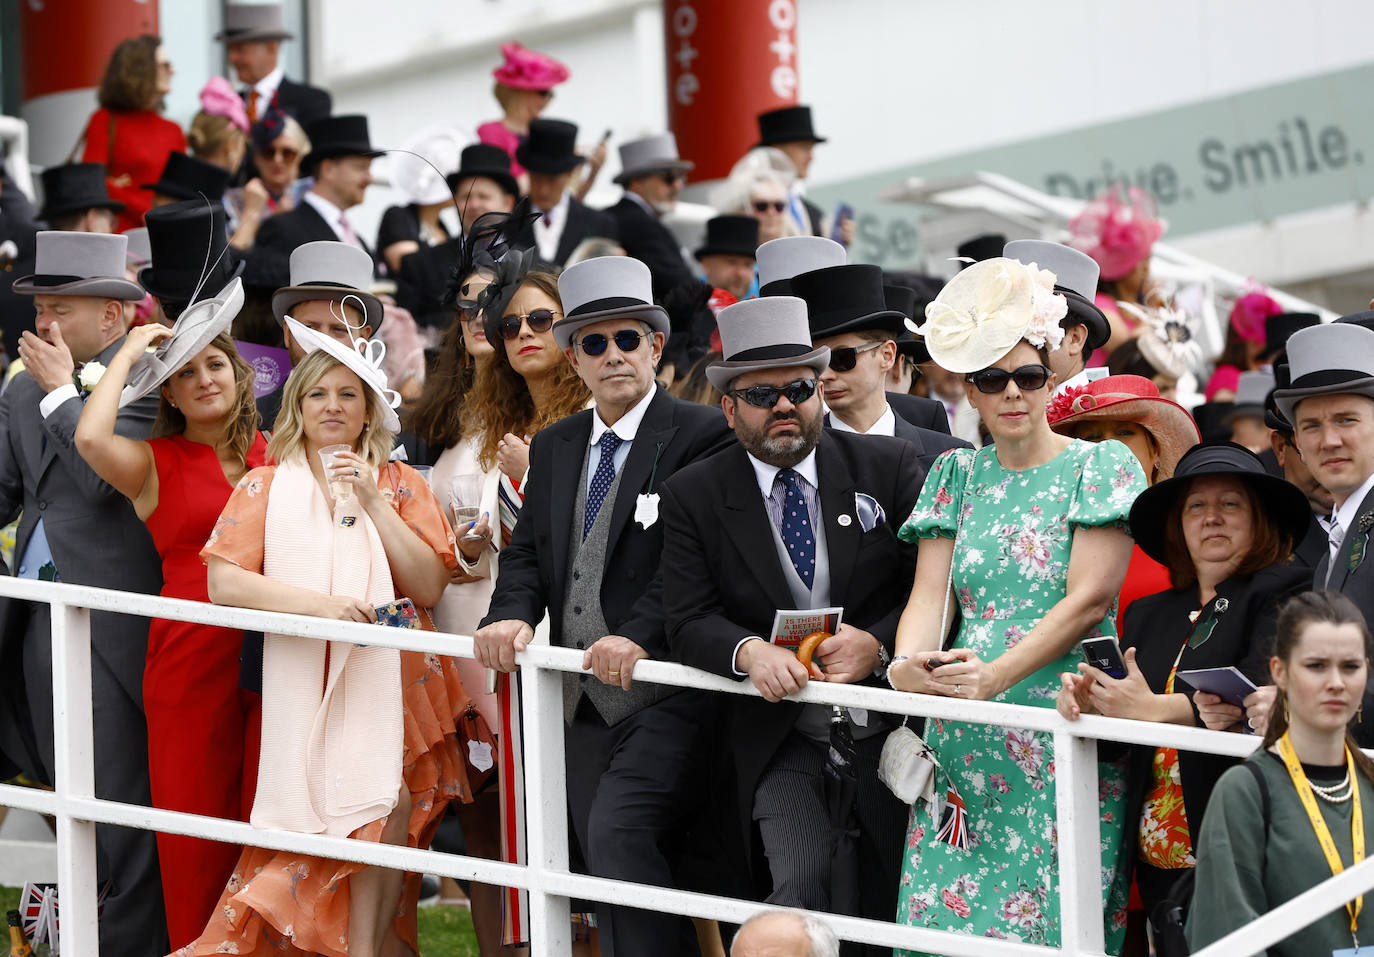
[608, 669, 621, 677]
[955, 684, 963, 695]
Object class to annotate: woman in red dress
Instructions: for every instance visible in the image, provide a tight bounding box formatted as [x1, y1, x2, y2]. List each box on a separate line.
[74, 279, 269, 949]
[81, 35, 186, 232]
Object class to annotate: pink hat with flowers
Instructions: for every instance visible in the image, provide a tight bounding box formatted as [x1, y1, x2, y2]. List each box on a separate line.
[492, 43, 570, 91]
[1068, 184, 1164, 282]
[1228, 285, 1283, 345]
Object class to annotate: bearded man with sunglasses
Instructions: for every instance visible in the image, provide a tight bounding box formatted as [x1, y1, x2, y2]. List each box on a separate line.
[476, 255, 733, 956]
[659, 296, 921, 950]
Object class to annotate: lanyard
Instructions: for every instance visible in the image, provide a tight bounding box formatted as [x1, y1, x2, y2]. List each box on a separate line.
[1278, 732, 1364, 942]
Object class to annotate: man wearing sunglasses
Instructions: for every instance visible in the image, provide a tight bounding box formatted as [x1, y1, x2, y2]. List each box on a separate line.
[659, 296, 921, 948]
[605, 133, 695, 298]
[476, 256, 733, 955]
[793, 264, 970, 473]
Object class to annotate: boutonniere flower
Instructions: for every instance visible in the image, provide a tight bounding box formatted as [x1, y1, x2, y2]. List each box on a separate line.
[75, 361, 106, 393]
[1359, 512, 1374, 536]
[1214, 598, 1229, 614]
[0, 240, 17, 271]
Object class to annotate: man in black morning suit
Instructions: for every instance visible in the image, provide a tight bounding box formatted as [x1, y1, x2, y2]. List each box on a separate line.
[475, 256, 732, 956]
[659, 295, 920, 954]
[603, 133, 695, 299]
[514, 119, 619, 268]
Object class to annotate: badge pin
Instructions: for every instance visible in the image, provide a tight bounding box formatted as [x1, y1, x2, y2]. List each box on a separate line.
[837, 513, 853, 527]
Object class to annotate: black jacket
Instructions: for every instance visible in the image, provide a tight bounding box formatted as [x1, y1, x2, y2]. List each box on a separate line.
[245, 199, 378, 291]
[604, 196, 693, 299]
[887, 391, 952, 435]
[516, 197, 619, 268]
[1315, 482, 1374, 745]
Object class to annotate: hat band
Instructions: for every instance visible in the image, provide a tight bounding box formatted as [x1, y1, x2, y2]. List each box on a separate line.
[565, 295, 652, 319]
[728, 343, 816, 362]
[32, 274, 87, 287]
[1287, 368, 1374, 390]
[1177, 447, 1267, 478]
[288, 279, 366, 293]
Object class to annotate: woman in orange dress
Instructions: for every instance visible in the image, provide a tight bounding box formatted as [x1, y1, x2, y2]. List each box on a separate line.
[175, 314, 489, 957]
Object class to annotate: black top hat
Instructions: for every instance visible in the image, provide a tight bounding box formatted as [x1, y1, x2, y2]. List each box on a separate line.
[1337, 309, 1374, 333]
[446, 144, 519, 198]
[884, 284, 931, 364]
[793, 264, 907, 340]
[756, 105, 827, 147]
[956, 233, 1006, 267]
[1190, 401, 1235, 444]
[1259, 311, 1321, 361]
[695, 215, 758, 260]
[139, 201, 245, 309]
[142, 153, 231, 202]
[300, 115, 384, 175]
[1128, 441, 1312, 565]
[515, 119, 584, 176]
[39, 163, 125, 221]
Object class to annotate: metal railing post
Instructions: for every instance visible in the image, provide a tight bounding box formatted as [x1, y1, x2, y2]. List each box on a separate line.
[50, 600, 100, 956]
[1054, 729, 1107, 956]
[520, 656, 573, 955]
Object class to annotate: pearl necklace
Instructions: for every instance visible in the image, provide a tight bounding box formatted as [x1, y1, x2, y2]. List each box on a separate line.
[1310, 769, 1355, 804]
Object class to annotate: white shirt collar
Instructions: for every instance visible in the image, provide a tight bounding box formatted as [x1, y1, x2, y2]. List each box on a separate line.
[829, 403, 895, 437]
[303, 190, 352, 241]
[747, 448, 819, 503]
[1332, 470, 1374, 538]
[1051, 365, 1110, 398]
[249, 65, 285, 101]
[588, 383, 657, 447]
[535, 191, 570, 223]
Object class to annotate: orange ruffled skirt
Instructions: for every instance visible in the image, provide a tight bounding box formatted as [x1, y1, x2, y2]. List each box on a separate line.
[170, 651, 487, 957]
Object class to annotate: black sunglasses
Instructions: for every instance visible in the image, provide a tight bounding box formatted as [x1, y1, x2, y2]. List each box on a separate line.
[455, 300, 483, 324]
[965, 364, 1052, 394]
[752, 200, 787, 214]
[729, 378, 818, 409]
[656, 170, 687, 185]
[497, 308, 560, 340]
[578, 330, 650, 356]
[827, 340, 884, 373]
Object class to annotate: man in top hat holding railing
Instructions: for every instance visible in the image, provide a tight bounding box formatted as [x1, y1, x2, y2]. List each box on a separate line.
[0, 231, 167, 956]
[475, 255, 733, 955]
[604, 133, 695, 298]
[659, 294, 920, 951]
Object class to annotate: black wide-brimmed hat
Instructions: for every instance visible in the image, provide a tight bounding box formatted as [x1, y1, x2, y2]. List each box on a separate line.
[1004, 239, 1110, 352]
[300, 114, 384, 175]
[39, 163, 125, 221]
[446, 143, 519, 198]
[884, 284, 931, 364]
[695, 215, 758, 260]
[515, 119, 584, 176]
[139, 201, 245, 307]
[142, 152, 231, 202]
[1129, 440, 1313, 565]
[793, 264, 907, 340]
[756, 105, 827, 147]
[1258, 312, 1320, 362]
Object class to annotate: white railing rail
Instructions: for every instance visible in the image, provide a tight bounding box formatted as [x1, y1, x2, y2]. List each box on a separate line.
[0, 574, 1360, 957]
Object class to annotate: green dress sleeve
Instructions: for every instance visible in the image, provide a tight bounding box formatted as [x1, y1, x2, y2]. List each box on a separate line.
[1186, 761, 1271, 954]
[898, 446, 975, 543]
[1065, 438, 1148, 532]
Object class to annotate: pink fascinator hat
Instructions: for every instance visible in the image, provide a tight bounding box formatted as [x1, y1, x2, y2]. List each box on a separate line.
[1228, 286, 1283, 345]
[492, 43, 570, 91]
[200, 76, 250, 133]
[1068, 184, 1164, 282]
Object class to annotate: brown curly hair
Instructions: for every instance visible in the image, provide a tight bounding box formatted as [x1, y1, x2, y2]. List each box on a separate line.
[153, 332, 261, 465]
[98, 35, 163, 112]
[460, 271, 589, 470]
[407, 312, 479, 451]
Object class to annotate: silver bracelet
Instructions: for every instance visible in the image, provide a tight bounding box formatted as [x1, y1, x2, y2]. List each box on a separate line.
[886, 655, 910, 690]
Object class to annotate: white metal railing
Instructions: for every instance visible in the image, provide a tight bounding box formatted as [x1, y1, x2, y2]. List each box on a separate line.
[0, 574, 1364, 957]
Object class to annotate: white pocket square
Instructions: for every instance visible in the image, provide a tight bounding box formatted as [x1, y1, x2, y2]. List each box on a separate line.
[854, 492, 885, 532]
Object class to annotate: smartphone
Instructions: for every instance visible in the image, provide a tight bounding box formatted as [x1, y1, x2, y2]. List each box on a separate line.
[375, 597, 420, 630]
[830, 203, 854, 244]
[1081, 636, 1127, 680]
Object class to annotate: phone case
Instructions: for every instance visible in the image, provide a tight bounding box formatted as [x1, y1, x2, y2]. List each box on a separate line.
[375, 599, 420, 629]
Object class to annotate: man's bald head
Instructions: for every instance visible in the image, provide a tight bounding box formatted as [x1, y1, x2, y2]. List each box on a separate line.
[732, 911, 838, 957]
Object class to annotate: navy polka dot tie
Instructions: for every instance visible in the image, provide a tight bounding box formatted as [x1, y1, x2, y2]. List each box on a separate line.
[584, 431, 623, 539]
[777, 468, 815, 588]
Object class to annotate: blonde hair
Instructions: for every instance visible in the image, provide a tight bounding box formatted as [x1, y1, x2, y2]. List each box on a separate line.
[188, 111, 246, 160]
[154, 332, 260, 462]
[266, 350, 394, 467]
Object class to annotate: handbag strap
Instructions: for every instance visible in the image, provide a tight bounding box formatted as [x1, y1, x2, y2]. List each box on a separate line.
[936, 452, 976, 643]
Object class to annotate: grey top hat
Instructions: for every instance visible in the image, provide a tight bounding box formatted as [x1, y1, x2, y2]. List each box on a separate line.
[124, 228, 152, 268]
[613, 133, 694, 186]
[757, 236, 846, 296]
[1230, 369, 1276, 417]
[1273, 322, 1374, 424]
[11, 232, 144, 300]
[120, 278, 243, 406]
[216, 3, 294, 42]
[706, 296, 830, 391]
[552, 256, 670, 349]
[1003, 239, 1110, 351]
[272, 241, 384, 331]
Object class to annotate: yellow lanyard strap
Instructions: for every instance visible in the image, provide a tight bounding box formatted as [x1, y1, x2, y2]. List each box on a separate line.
[1278, 732, 1364, 938]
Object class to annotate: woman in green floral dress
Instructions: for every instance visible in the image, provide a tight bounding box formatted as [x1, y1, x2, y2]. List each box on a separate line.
[887, 255, 1147, 953]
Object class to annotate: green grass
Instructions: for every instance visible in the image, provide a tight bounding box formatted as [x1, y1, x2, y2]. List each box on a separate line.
[2, 886, 478, 955]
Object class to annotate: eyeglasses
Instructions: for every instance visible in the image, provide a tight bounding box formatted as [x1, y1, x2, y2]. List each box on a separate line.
[257, 146, 300, 162]
[496, 308, 560, 340]
[578, 330, 650, 356]
[752, 200, 787, 214]
[965, 364, 1052, 394]
[729, 378, 818, 409]
[827, 340, 885, 373]
[657, 171, 687, 185]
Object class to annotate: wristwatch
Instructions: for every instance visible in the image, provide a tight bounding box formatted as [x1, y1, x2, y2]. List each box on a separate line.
[873, 643, 892, 679]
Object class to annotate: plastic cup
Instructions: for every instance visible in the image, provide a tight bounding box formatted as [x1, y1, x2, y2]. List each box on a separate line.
[318, 444, 353, 502]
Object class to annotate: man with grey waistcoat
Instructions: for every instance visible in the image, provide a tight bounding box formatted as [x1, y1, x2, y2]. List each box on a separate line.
[476, 256, 733, 956]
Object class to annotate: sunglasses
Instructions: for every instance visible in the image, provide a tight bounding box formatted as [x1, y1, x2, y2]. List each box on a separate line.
[965, 364, 1052, 394]
[657, 170, 687, 185]
[455, 300, 483, 324]
[497, 308, 560, 340]
[752, 200, 787, 214]
[729, 378, 818, 409]
[827, 340, 884, 373]
[257, 146, 300, 162]
[578, 330, 650, 356]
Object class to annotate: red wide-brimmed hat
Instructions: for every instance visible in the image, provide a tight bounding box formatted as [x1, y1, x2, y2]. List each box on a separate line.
[1048, 374, 1199, 479]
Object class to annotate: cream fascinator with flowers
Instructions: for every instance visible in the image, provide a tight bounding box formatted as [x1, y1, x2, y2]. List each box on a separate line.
[913, 257, 1068, 373]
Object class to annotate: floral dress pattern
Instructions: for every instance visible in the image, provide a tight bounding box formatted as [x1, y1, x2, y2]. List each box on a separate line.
[894, 439, 1146, 954]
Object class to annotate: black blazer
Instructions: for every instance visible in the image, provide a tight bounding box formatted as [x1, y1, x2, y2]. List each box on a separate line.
[1293, 513, 1328, 572]
[274, 77, 332, 126]
[822, 413, 969, 477]
[660, 431, 922, 814]
[481, 387, 733, 660]
[887, 392, 952, 435]
[245, 200, 378, 290]
[1120, 561, 1310, 844]
[604, 196, 693, 299]
[396, 236, 461, 331]
[802, 197, 826, 238]
[516, 197, 619, 267]
[1315, 482, 1374, 745]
